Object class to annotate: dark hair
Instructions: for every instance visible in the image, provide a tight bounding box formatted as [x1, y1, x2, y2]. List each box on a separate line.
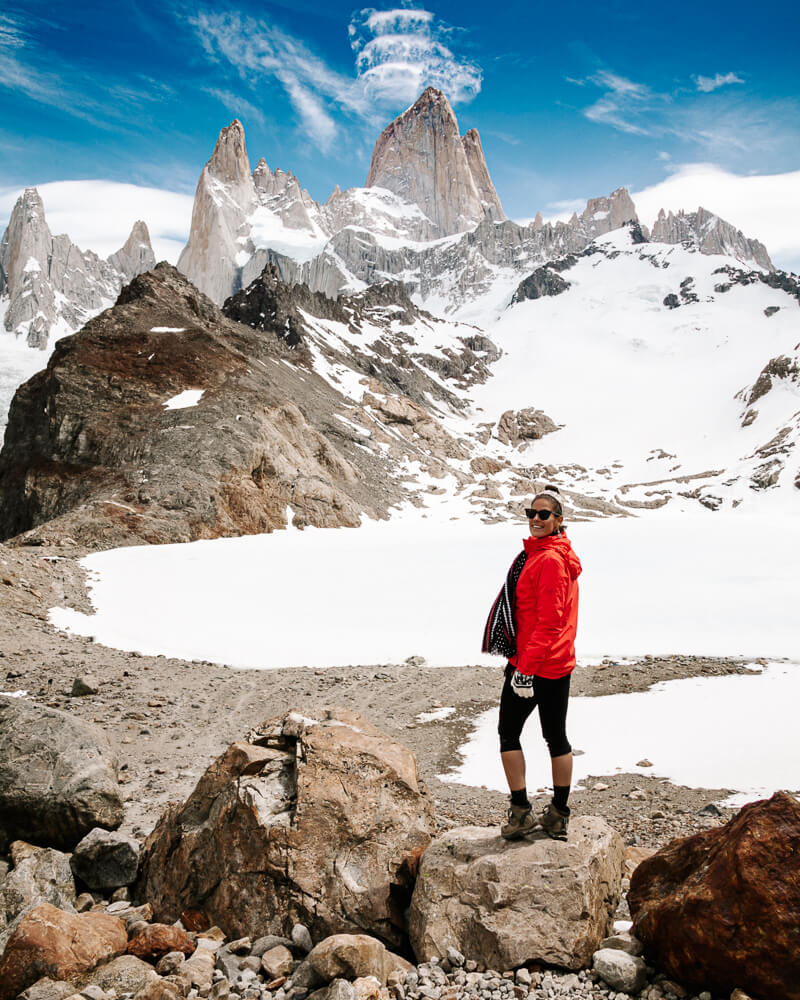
[532, 484, 563, 518]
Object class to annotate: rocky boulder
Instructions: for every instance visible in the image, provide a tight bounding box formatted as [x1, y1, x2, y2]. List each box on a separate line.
[0, 697, 123, 852]
[495, 408, 559, 447]
[629, 791, 800, 999]
[0, 843, 76, 955]
[70, 828, 141, 890]
[137, 709, 435, 950]
[0, 902, 127, 1000]
[408, 820, 623, 970]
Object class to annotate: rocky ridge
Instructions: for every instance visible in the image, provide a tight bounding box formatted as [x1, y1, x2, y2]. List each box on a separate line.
[0, 189, 155, 348]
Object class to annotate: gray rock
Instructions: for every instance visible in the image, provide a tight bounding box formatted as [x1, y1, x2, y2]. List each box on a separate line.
[445, 948, 464, 969]
[252, 936, 295, 958]
[409, 820, 623, 971]
[216, 945, 244, 981]
[71, 828, 141, 889]
[17, 980, 77, 1000]
[0, 844, 76, 954]
[80, 955, 159, 994]
[156, 951, 187, 976]
[71, 676, 100, 697]
[592, 948, 648, 993]
[291, 924, 313, 954]
[0, 697, 123, 851]
[79, 986, 107, 1000]
[599, 932, 643, 956]
[651, 207, 772, 271]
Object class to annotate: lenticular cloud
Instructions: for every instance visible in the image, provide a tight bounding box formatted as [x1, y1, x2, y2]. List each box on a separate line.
[349, 8, 481, 106]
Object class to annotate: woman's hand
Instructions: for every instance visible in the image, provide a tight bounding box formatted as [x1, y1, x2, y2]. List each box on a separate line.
[511, 669, 535, 698]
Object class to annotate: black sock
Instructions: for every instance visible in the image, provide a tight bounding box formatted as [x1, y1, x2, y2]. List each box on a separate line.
[510, 787, 530, 809]
[553, 785, 571, 814]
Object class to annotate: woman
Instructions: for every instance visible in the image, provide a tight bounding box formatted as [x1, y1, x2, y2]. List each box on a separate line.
[482, 485, 582, 841]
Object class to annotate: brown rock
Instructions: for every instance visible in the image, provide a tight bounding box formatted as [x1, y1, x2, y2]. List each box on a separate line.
[80, 955, 159, 994]
[307, 934, 390, 984]
[128, 923, 195, 961]
[0, 902, 127, 1000]
[180, 908, 210, 932]
[133, 981, 183, 1000]
[137, 710, 434, 949]
[629, 791, 800, 999]
[622, 845, 655, 879]
[260, 943, 293, 978]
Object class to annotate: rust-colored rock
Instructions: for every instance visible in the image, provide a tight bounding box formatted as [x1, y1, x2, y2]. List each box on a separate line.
[181, 908, 210, 932]
[0, 902, 127, 1000]
[629, 792, 800, 999]
[137, 709, 435, 949]
[128, 923, 195, 961]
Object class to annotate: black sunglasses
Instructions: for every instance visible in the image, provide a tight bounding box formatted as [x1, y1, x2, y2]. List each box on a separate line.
[525, 508, 555, 520]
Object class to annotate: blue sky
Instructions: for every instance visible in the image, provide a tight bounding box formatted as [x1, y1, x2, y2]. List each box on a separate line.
[1, 0, 799, 261]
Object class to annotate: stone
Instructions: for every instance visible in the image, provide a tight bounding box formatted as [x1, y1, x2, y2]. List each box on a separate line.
[0, 698, 123, 852]
[592, 949, 648, 993]
[178, 937, 221, 991]
[495, 409, 558, 448]
[598, 932, 643, 956]
[409, 819, 623, 970]
[228, 936, 252, 954]
[0, 902, 127, 1000]
[630, 791, 800, 999]
[351, 979, 381, 1000]
[306, 935, 392, 985]
[137, 710, 434, 949]
[651, 207, 772, 271]
[70, 677, 99, 697]
[128, 923, 196, 961]
[509, 268, 570, 305]
[16, 980, 76, 1000]
[0, 843, 76, 954]
[78, 986, 106, 1000]
[157, 951, 188, 976]
[132, 982, 183, 1000]
[291, 924, 313, 954]
[261, 945, 294, 978]
[622, 846, 655, 879]
[71, 828, 141, 890]
[214, 943, 243, 981]
[251, 935, 295, 957]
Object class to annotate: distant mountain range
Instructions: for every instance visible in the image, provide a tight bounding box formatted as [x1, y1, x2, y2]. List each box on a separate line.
[0, 88, 797, 543]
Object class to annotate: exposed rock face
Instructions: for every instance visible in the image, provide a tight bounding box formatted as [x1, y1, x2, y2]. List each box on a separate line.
[579, 189, 640, 240]
[510, 267, 571, 304]
[0, 902, 127, 1000]
[0, 263, 398, 547]
[629, 791, 800, 1000]
[177, 120, 257, 304]
[0, 188, 155, 348]
[651, 207, 773, 271]
[0, 844, 76, 956]
[136, 709, 435, 950]
[408, 820, 623, 970]
[366, 88, 504, 236]
[495, 408, 559, 446]
[0, 697, 123, 852]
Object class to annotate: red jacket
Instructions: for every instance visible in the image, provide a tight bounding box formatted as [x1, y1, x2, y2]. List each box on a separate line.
[509, 531, 582, 679]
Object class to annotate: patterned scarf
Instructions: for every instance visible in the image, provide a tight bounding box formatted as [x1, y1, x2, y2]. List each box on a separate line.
[481, 550, 527, 657]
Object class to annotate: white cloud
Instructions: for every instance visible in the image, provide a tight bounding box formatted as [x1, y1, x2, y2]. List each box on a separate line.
[203, 88, 266, 127]
[694, 72, 744, 93]
[0, 181, 193, 263]
[349, 7, 481, 106]
[189, 8, 481, 152]
[632, 164, 800, 273]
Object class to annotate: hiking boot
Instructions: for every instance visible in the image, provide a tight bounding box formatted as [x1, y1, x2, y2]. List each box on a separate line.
[537, 802, 569, 841]
[501, 803, 536, 840]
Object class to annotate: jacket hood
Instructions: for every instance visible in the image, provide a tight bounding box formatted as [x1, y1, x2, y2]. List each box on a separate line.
[523, 531, 582, 580]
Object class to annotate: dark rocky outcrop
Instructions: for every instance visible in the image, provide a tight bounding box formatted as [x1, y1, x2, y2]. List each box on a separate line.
[510, 267, 571, 305]
[0, 263, 397, 547]
[0, 697, 123, 852]
[629, 792, 800, 1000]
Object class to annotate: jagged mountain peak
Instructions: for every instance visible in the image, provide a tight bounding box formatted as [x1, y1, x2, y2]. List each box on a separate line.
[651, 205, 773, 271]
[207, 119, 252, 186]
[365, 88, 504, 236]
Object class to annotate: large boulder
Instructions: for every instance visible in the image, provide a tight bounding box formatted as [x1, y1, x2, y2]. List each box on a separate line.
[0, 697, 123, 851]
[629, 791, 800, 999]
[136, 709, 435, 949]
[409, 820, 623, 970]
[0, 902, 127, 1000]
[70, 828, 141, 889]
[0, 843, 76, 955]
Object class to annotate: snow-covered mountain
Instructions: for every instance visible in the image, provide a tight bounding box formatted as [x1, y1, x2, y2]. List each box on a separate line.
[0, 188, 155, 349]
[0, 87, 796, 534]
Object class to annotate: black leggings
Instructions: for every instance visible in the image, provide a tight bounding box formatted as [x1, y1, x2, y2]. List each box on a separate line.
[498, 662, 572, 758]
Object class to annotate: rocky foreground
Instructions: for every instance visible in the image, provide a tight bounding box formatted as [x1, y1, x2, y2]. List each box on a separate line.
[2, 543, 800, 1000]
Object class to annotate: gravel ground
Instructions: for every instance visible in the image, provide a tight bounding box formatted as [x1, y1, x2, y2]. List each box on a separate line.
[0, 542, 769, 846]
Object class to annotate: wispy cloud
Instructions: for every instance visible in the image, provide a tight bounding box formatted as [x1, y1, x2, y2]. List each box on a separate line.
[348, 7, 481, 106]
[694, 72, 744, 93]
[203, 87, 267, 128]
[189, 8, 481, 152]
[570, 68, 799, 163]
[0, 12, 173, 129]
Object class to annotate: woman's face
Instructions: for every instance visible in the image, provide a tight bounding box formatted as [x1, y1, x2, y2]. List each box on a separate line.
[528, 498, 563, 538]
